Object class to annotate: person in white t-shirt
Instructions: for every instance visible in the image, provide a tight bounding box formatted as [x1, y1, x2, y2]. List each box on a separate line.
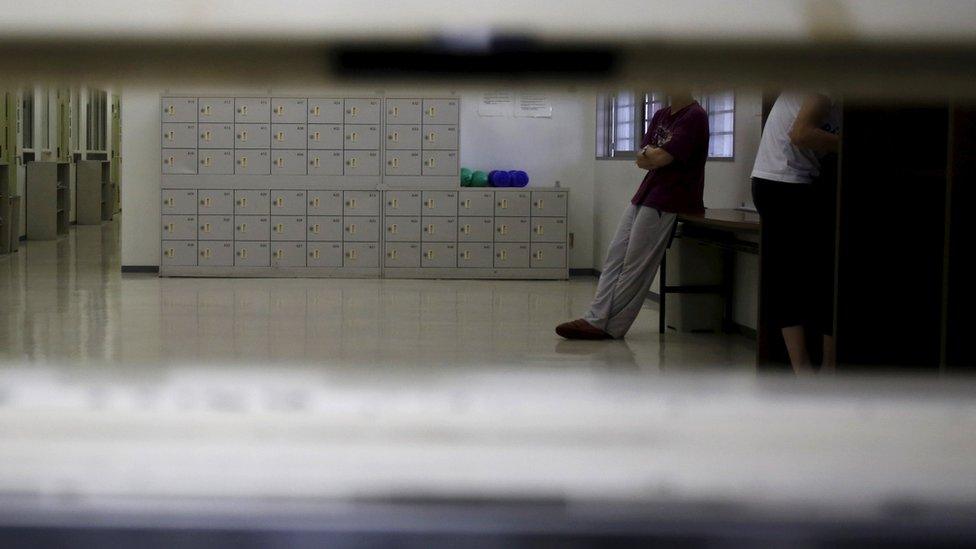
[751, 93, 841, 374]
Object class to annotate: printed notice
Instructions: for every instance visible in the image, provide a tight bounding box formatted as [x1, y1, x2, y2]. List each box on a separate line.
[515, 94, 552, 118]
[478, 92, 513, 117]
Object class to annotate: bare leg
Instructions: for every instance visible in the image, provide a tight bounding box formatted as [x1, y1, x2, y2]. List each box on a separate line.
[821, 335, 836, 374]
[782, 326, 814, 375]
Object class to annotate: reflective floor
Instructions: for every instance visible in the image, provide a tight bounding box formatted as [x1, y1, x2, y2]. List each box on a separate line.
[0, 219, 755, 372]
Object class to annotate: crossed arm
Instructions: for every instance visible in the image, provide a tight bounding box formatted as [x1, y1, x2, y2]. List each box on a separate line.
[635, 145, 674, 171]
[789, 94, 840, 154]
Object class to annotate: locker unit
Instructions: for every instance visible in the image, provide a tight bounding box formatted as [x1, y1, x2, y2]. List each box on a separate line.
[199, 150, 235, 174]
[198, 124, 235, 148]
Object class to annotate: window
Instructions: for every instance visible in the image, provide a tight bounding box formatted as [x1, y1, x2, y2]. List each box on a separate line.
[86, 87, 108, 152]
[40, 88, 50, 150]
[597, 89, 736, 160]
[21, 90, 34, 150]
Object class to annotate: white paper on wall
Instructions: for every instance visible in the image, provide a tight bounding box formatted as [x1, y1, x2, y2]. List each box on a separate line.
[515, 94, 552, 118]
[478, 92, 513, 117]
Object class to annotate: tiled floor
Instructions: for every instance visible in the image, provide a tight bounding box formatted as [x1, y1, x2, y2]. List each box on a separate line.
[0, 219, 755, 372]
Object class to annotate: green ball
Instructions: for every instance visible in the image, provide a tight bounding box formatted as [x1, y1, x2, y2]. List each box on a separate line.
[460, 167, 473, 186]
[470, 170, 489, 187]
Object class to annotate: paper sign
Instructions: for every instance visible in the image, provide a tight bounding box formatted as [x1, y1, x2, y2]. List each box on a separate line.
[478, 92, 513, 117]
[515, 94, 552, 118]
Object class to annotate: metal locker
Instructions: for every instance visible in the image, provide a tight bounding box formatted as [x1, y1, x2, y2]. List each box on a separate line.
[494, 243, 530, 268]
[307, 99, 343, 124]
[386, 99, 422, 124]
[458, 216, 494, 242]
[197, 215, 234, 240]
[161, 97, 198, 123]
[385, 190, 421, 215]
[531, 243, 567, 269]
[531, 191, 568, 217]
[235, 242, 271, 267]
[161, 215, 198, 240]
[422, 99, 459, 125]
[531, 217, 568, 243]
[421, 217, 457, 242]
[307, 191, 343, 216]
[235, 123, 270, 148]
[234, 190, 271, 214]
[494, 191, 531, 217]
[307, 242, 343, 267]
[458, 191, 495, 216]
[198, 98, 234, 122]
[422, 125, 459, 150]
[343, 216, 380, 242]
[385, 242, 421, 268]
[272, 242, 307, 267]
[343, 191, 380, 216]
[307, 150, 343, 176]
[270, 216, 307, 241]
[307, 124, 343, 149]
[235, 98, 271, 123]
[306, 216, 343, 241]
[343, 98, 381, 124]
[421, 150, 458, 176]
[198, 150, 235, 175]
[343, 151, 380, 176]
[161, 240, 198, 266]
[384, 216, 422, 242]
[161, 149, 198, 175]
[494, 217, 531, 242]
[161, 189, 198, 214]
[271, 98, 308, 124]
[198, 241, 234, 266]
[234, 215, 271, 241]
[343, 124, 380, 150]
[343, 243, 379, 268]
[385, 151, 422, 176]
[234, 150, 271, 175]
[161, 123, 198, 149]
[421, 191, 458, 216]
[421, 243, 457, 268]
[270, 190, 307, 216]
[198, 124, 235, 149]
[458, 243, 494, 268]
[271, 150, 308, 175]
[198, 190, 235, 214]
[386, 124, 422, 150]
[271, 124, 308, 149]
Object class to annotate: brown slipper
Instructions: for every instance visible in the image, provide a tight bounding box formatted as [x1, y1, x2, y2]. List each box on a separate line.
[555, 319, 614, 340]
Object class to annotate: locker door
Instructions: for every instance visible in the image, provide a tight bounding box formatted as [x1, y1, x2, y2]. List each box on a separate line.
[161, 215, 198, 240]
[386, 124, 422, 150]
[235, 123, 270, 148]
[421, 243, 457, 268]
[234, 190, 271, 215]
[307, 150, 343, 176]
[531, 191, 568, 217]
[421, 217, 457, 242]
[307, 191, 343, 216]
[307, 242, 343, 267]
[343, 124, 380, 150]
[161, 97, 198, 123]
[385, 191, 421, 216]
[384, 216, 422, 242]
[458, 191, 495, 216]
[234, 150, 271, 175]
[531, 217, 568, 243]
[271, 98, 308, 123]
[385, 150, 422, 176]
[198, 150, 234, 175]
[494, 217, 531, 242]
[343, 98, 381, 124]
[422, 99, 459, 125]
[494, 243, 530, 268]
[161, 189, 198, 214]
[306, 216, 343, 241]
[198, 98, 234, 122]
[385, 242, 421, 268]
[458, 243, 493, 268]
[271, 242, 307, 267]
[421, 150, 458, 176]
[198, 124, 235, 149]
[198, 189, 234, 214]
[271, 124, 308, 149]
[307, 99, 343, 124]
[235, 97, 271, 123]
[161, 241, 198, 266]
[162, 149, 198, 175]
[198, 241, 234, 266]
[307, 124, 343, 149]
[458, 217, 494, 242]
[494, 191, 531, 217]
[197, 215, 234, 240]
[270, 190, 307, 216]
[271, 150, 308, 175]
[343, 217, 380, 242]
[422, 125, 458, 150]
[343, 191, 380, 216]
[531, 243, 567, 269]
[234, 215, 271, 241]
[343, 151, 380, 176]
[235, 242, 271, 267]
[421, 191, 458, 216]
[343, 243, 379, 268]
[386, 98, 422, 124]
[161, 123, 198, 148]
[271, 216, 307, 241]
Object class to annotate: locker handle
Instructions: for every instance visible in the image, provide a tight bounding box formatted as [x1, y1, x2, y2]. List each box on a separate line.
[499, 199, 508, 208]
[164, 197, 174, 206]
[461, 251, 470, 260]
[346, 198, 357, 208]
[311, 249, 320, 259]
[238, 130, 247, 141]
[389, 224, 398, 234]
[389, 249, 398, 259]
[425, 224, 434, 234]
[165, 130, 175, 140]
[389, 131, 398, 142]
[201, 223, 211, 233]
[200, 156, 211, 167]
[239, 248, 248, 259]
[426, 131, 436, 141]
[312, 106, 320, 117]
[497, 250, 508, 260]
[164, 156, 174, 165]
[164, 248, 174, 257]
[388, 158, 399, 168]
[311, 157, 320, 168]
[201, 130, 212, 141]
[166, 105, 175, 115]
[348, 106, 358, 116]
[427, 106, 436, 117]
[347, 157, 358, 168]
[274, 105, 284, 116]
[201, 105, 211, 116]
[275, 157, 284, 168]
[462, 199, 470, 209]
[534, 250, 543, 260]
[238, 223, 247, 232]
[424, 157, 436, 168]
[275, 131, 284, 141]
[498, 225, 508, 235]
[389, 106, 399, 117]
[165, 223, 174, 233]
[388, 198, 399, 208]
[426, 249, 435, 260]
[310, 224, 320, 234]
[274, 223, 284, 233]
[347, 249, 358, 259]
[238, 197, 247, 207]
[238, 105, 247, 115]
[462, 224, 471, 234]
[535, 225, 544, 235]
[275, 249, 284, 259]
[425, 198, 434, 209]
[238, 156, 248, 167]
[347, 223, 356, 234]
[534, 199, 544, 209]
[275, 197, 284, 207]
[310, 197, 320, 207]
[312, 131, 320, 141]
[347, 131, 358, 141]
[200, 249, 212, 258]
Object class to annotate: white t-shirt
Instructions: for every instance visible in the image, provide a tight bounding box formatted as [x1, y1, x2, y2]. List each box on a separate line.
[751, 93, 840, 184]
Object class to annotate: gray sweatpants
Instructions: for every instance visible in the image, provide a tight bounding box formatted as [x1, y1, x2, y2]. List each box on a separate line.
[585, 204, 677, 338]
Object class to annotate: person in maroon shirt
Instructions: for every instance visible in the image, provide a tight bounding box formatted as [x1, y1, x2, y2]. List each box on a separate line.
[557, 91, 709, 339]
